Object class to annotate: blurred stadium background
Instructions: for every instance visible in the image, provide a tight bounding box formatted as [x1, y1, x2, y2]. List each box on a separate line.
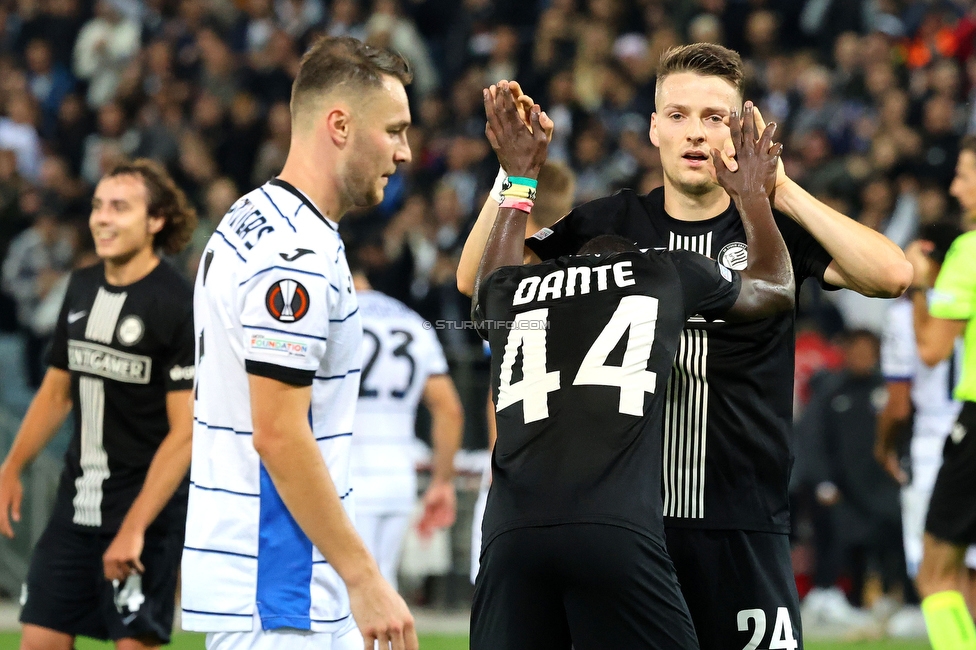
[1, 0, 974, 645]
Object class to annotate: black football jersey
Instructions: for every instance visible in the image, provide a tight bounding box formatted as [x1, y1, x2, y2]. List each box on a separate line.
[525, 187, 835, 533]
[47, 260, 195, 533]
[475, 249, 740, 547]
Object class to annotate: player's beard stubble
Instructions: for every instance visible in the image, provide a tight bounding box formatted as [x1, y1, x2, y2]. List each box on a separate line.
[663, 164, 719, 198]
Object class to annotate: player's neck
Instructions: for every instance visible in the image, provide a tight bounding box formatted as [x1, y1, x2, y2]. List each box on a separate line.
[103, 245, 160, 287]
[662, 180, 731, 222]
[279, 152, 346, 223]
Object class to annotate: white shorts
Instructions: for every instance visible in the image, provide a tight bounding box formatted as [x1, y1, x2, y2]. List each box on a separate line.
[206, 613, 361, 650]
[902, 435, 976, 576]
[356, 512, 412, 591]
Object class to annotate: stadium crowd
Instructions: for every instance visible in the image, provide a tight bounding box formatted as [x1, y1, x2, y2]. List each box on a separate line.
[0, 0, 975, 639]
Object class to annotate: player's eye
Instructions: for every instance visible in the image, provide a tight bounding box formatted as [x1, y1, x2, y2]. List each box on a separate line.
[669, 113, 683, 121]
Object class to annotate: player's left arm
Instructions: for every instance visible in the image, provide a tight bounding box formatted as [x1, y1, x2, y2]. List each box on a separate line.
[906, 239, 971, 367]
[751, 108, 912, 298]
[417, 374, 463, 537]
[103, 389, 192, 581]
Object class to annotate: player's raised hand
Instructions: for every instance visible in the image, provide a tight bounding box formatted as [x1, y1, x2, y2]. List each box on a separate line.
[721, 106, 786, 192]
[417, 478, 457, 538]
[348, 570, 418, 650]
[487, 80, 555, 142]
[0, 462, 22, 538]
[483, 81, 549, 179]
[103, 525, 146, 582]
[712, 101, 782, 200]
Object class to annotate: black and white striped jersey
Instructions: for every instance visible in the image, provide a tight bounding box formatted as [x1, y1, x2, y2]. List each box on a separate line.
[526, 187, 835, 534]
[47, 260, 194, 533]
[474, 249, 740, 547]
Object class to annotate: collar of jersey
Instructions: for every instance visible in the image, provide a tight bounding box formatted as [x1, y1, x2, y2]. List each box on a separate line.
[268, 178, 338, 231]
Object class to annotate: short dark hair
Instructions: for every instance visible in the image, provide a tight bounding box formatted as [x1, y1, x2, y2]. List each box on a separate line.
[291, 36, 412, 120]
[657, 43, 744, 98]
[577, 234, 640, 255]
[919, 220, 963, 264]
[105, 159, 197, 255]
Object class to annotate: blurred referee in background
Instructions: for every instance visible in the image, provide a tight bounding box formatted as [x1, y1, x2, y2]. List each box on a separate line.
[907, 135, 976, 650]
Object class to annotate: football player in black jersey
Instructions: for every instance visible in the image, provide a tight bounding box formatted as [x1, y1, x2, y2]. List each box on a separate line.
[470, 81, 794, 649]
[0, 159, 197, 650]
[458, 44, 913, 650]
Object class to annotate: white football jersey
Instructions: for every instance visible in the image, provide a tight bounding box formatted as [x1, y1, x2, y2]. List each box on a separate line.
[350, 290, 448, 514]
[182, 179, 362, 633]
[881, 296, 963, 438]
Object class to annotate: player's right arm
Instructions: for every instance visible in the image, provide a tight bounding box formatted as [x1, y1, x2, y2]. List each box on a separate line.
[250, 375, 416, 650]
[0, 367, 73, 537]
[457, 81, 551, 297]
[471, 83, 549, 318]
[711, 102, 795, 320]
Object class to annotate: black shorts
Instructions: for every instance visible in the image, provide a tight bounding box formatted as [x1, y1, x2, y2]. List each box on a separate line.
[926, 401, 976, 546]
[471, 523, 698, 650]
[666, 528, 802, 650]
[20, 515, 184, 643]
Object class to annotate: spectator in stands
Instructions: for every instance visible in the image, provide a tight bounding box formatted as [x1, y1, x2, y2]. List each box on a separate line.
[0, 95, 43, 184]
[1, 209, 74, 388]
[72, 0, 141, 109]
[24, 38, 75, 139]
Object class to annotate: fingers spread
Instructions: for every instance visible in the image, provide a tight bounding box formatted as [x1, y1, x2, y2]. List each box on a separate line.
[759, 121, 778, 152]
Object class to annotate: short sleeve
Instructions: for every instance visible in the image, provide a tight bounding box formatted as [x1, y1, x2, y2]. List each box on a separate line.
[239, 257, 332, 387]
[775, 211, 836, 290]
[930, 234, 976, 321]
[46, 273, 74, 370]
[669, 250, 742, 320]
[163, 303, 196, 391]
[880, 300, 916, 381]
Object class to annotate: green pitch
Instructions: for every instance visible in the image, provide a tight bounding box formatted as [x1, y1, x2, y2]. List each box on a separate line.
[0, 633, 933, 649]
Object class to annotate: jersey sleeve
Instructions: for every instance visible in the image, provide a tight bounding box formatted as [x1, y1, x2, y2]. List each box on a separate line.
[46, 272, 74, 370]
[669, 249, 742, 320]
[880, 300, 916, 381]
[163, 300, 196, 392]
[930, 233, 976, 321]
[239, 250, 333, 387]
[774, 211, 837, 289]
[524, 195, 624, 261]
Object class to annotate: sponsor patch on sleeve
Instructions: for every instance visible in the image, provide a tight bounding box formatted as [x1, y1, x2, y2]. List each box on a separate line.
[531, 227, 554, 241]
[169, 365, 195, 382]
[248, 333, 309, 357]
[718, 263, 733, 282]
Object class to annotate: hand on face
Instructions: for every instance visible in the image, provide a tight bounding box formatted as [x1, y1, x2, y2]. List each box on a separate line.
[711, 101, 783, 200]
[722, 106, 786, 192]
[483, 81, 549, 179]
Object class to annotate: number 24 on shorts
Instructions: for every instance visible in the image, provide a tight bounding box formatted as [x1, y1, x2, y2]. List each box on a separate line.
[496, 295, 659, 422]
[738, 607, 798, 650]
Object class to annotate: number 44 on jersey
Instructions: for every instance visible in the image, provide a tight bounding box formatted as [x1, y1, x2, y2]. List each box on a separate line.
[495, 295, 660, 423]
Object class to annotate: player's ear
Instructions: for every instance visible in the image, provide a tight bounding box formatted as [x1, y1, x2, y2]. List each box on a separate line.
[147, 214, 165, 235]
[324, 107, 351, 147]
[649, 113, 660, 147]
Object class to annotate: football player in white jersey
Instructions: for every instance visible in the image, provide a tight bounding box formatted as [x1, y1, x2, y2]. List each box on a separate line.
[182, 36, 418, 650]
[349, 268, 463, 589]
[877, 220, 976, 634]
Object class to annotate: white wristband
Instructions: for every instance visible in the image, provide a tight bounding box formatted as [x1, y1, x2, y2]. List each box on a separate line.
[489, 166, 508, 203]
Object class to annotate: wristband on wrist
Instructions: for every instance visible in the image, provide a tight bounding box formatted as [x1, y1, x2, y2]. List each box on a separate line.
[500, 178, 537, 201]
[507, 176, 538, 189]
[489, 166, 508, 203]
[499, 196, 534, 213]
